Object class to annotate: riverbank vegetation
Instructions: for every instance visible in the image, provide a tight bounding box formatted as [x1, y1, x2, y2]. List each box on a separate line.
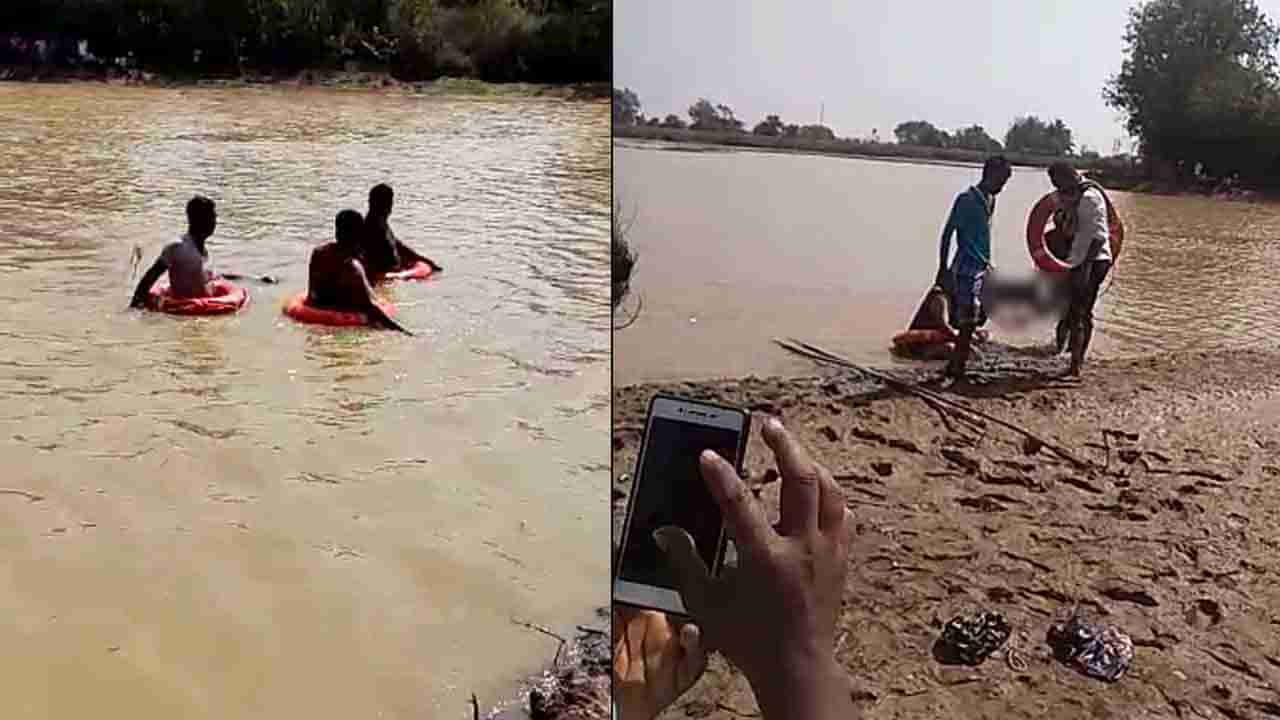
[613, 92, 1097, 158]
[612, 125, 1144, 186]
[615, 0, 1280, 194]
[1106, 0, 1280, 189]
[0, 0, 609, 83]
[612, 90, 1136, 183]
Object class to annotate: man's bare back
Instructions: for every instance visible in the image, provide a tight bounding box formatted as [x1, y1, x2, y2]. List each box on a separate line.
[305, 210, 412, 334]
[159, 235, 212, 297]
[307, 243, 373, 310]
[908, 286, 952, 332]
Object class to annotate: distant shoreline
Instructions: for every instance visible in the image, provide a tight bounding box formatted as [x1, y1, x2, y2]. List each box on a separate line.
[613, 125, 1151, 191]
[0, 65, 610, 100]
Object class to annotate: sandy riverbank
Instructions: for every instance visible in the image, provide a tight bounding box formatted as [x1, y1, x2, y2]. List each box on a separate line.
[613, 345, 1280, 719]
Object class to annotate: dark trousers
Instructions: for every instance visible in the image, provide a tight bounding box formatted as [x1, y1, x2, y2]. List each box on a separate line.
[1057, 259, 1112, 361]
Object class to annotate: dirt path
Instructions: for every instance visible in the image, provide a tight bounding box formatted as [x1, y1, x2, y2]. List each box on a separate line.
[613, 348, 1280, 719]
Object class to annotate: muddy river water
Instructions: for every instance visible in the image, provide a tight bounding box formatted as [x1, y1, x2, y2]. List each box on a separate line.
[0, 84, 609, 718]
[614, 141, 1280, 384]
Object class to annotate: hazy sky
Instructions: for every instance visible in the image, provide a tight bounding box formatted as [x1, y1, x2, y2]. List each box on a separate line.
[615, 1, 1280, 154]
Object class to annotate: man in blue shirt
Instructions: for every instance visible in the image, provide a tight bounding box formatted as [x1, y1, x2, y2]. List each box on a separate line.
[937, 155, 1013, 381]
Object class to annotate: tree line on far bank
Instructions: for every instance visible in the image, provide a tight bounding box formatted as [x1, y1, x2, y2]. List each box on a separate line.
[619, 0, 1280, 189]
[0, 0, 609, 83]
[892, 118, 1086, 158]
[612, 89, 1089, 158]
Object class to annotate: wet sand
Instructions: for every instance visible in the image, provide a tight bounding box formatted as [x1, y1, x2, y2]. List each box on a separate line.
[613, 345, 1280, 719]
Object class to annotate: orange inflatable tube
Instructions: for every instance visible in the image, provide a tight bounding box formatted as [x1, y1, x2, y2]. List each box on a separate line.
[381, 260, 434, 282]
[282, 292, 396, 327]
[891, 328, 989, 351]
[147, 279, 249, 315]
[892, 328, 955, 347]
[1026, 190, 1125, 273]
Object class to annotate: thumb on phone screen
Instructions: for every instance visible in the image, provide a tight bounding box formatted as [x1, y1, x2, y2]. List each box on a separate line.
[654, 527, 710, 614]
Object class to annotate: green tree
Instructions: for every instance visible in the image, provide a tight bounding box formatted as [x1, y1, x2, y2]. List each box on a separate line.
[0, 0, 610, 82]
[1004, 116, 1074, 156]
[1105, 0, 1280, 162]
[952, 124, 1003, 152]
[797, 124, 835, 141]
[893, 120, 950, 147]
[753, 114, 784, 136]
[613, 87, 641, 126]
[688, 98, 743, 131]
[660, 113, 686, 129]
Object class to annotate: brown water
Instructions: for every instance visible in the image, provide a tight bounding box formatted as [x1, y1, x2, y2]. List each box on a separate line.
[613, 141, 1280, 384]
[0, 84, 609, 718]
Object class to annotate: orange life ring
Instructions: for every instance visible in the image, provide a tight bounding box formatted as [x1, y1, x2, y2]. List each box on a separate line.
[281, 292, 396, 327]
[1027, 191, 1125, 273]
[892, 328, 955, 347]
[891, 328, 989, 349]
[147, 279, 249, 315]
[380, 260, 434, 282]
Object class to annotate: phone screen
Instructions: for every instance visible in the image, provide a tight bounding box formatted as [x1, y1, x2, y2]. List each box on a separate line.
[617, 416, 741, 590]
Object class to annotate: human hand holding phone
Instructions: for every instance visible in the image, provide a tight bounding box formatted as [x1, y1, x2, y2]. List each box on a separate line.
[612, 606, 707, 720]
[654, 418, 857, 720]
[614, 396, 744, 615]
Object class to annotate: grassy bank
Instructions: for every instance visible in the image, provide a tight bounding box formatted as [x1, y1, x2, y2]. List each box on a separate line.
[0, 64, 609, 99]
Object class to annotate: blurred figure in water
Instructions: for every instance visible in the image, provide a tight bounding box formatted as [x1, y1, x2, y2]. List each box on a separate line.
[360, 183, 443, 280]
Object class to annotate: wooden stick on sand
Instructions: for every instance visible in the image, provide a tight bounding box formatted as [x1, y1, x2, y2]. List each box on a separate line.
[774, 338, 1093, 471]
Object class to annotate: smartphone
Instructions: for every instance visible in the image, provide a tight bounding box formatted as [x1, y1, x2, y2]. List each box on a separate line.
[614, 395, 749, 616]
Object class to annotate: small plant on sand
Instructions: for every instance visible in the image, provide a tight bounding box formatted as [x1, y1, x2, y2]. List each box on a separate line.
[612, 199, 640, 329]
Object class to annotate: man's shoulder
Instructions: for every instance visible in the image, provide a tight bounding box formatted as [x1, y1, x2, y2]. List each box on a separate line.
[1080, 185, 1107, 208]
[952, 187, 983, 215]
[159, 239, 188, 258]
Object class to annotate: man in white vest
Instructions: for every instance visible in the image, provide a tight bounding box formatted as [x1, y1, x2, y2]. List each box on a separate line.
[1048, 162, 1114, 377]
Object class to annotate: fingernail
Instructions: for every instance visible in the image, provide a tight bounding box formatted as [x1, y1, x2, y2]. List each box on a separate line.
[766, 417, 784, 433]
[680, 623, 700, 648]
[699, 449, 719, 464]
[652, 528, 669, 552]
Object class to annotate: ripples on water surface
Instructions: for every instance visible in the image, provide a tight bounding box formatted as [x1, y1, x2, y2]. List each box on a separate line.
[613, 142, 1280, 384]
[0, 84, 609, 718]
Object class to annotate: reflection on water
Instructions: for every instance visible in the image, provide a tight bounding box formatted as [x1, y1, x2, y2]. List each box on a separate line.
[613, 142, 1280, 384]
[0, 84, 609, 719]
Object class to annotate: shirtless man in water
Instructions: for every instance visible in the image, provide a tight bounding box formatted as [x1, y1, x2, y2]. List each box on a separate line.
[130, 196, 217, 308]
[309, 209, 412, 334]
[360, 183, 443, 280]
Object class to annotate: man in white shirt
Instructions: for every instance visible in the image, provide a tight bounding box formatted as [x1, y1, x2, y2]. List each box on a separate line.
[130, 196, 218, 308]
[1048, 162, 1113, 377]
